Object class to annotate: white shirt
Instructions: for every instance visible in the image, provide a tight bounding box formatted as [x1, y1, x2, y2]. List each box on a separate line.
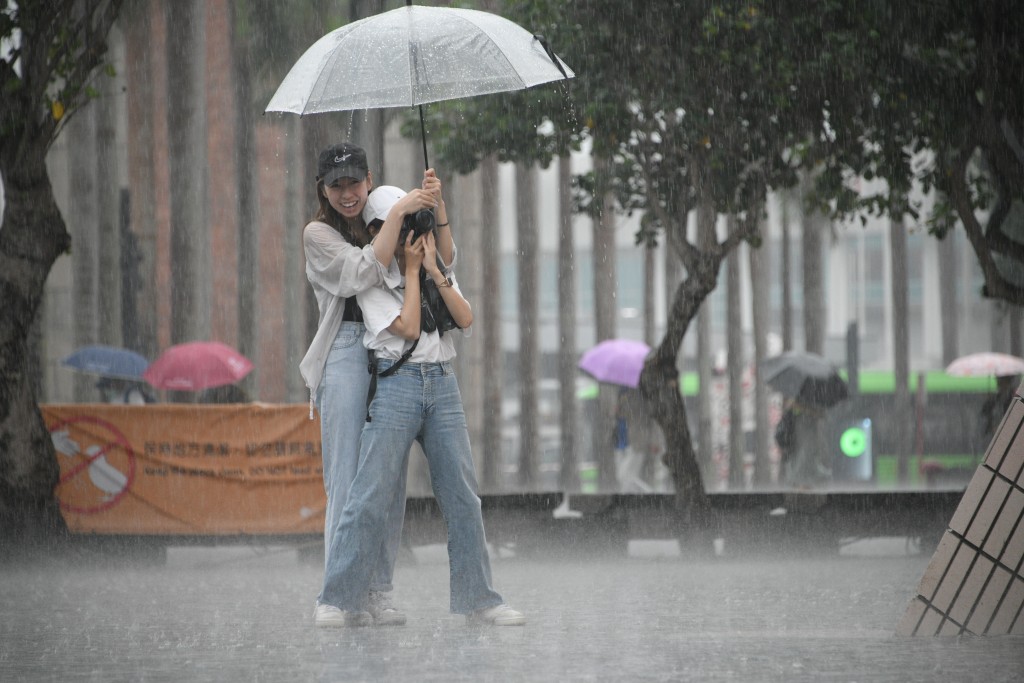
[358, 260, 471, 363]
[299, 220, 456, 406]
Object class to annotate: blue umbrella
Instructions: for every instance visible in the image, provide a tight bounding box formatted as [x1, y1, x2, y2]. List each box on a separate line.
[61, 345, 150, 380]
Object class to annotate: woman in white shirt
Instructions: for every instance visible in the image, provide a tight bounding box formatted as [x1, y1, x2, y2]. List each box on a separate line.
[300, 143, 453, 628]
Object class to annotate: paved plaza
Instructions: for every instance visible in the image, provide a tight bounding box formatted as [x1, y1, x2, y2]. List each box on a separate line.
[1, 538, 1021, 682]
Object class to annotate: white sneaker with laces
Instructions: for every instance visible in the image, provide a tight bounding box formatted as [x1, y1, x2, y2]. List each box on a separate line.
[313, 602, 371, 628]
[367, 591, 407, 626]
[467, 603, 526, 626]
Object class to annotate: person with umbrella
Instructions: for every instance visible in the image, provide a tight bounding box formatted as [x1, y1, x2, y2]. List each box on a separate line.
[317, 186, 525, 627]
[300, 142, 453, 628]
[762, 351, 849, 488]
[775, 397, 831, 488]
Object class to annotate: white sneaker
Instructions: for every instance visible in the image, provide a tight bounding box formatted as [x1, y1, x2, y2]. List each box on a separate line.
[367, 591, 407, 626]
[313, 602, 371, 628]
[467, 603, 526, 626]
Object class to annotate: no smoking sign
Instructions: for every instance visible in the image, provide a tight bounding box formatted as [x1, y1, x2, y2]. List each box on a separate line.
[49, 415, 137, 514]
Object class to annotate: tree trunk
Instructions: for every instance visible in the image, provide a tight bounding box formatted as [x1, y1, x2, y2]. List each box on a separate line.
[937, 231, 959, 366]
[234, 1, 260, 399]
[591, 155, 618, 490]
[639, 250, 719, 528]
[0, 158, 72, 550]
[800, 177, 825, 355]
[749, 234, 773, 487]
[695, 197, 716, 480]
[644, 240, 656, 346]
[1011, 307, 1023, 358]
[281, 119, 306, 401]
[516, 163, 539, 488]
[726, 224, 744, 489]
[124, 0, 158, 359]
[68, 104, 100, 401]
[890, 216, 912, 484]
[780, 190, 794, 351]
[96, 48, 123, 348]
[165, 0, 209, 346]
[479, 155, 502, 491]
[557, 155, 579, 491]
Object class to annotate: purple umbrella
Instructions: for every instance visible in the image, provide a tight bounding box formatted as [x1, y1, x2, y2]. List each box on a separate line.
[578, 339, 651, 388]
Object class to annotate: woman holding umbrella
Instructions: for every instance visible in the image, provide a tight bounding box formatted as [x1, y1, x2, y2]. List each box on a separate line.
[299, 142, 454, 627]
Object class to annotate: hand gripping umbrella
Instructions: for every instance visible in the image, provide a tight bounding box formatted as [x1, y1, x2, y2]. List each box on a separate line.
[265, 1, 574, 169]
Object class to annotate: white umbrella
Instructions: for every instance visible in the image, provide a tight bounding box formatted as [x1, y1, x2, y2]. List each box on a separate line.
[265, 2, 574, 167]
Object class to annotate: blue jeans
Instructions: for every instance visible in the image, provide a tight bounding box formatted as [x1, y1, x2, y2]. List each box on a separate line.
[321, 359, 504, 614]
[316, 322, 406, 598]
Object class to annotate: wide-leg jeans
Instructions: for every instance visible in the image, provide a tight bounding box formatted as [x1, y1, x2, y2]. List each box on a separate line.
[321, 359, 504, 614]
[316, 322, 406, 599]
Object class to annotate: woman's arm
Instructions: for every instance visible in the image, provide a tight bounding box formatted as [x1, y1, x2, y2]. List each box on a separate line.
[372, 189, 436, 268]
[303, 222, 385, 298]
[386, 233, 425, 339]
[422, 232, 473, 329]
[423, 168, 454, 267]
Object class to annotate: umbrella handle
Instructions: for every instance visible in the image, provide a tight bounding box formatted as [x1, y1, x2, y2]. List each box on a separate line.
[419, 104, 429, 170]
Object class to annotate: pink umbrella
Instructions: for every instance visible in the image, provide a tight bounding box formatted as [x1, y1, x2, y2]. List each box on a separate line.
[578, 339, 651, 388]
[946, 352, 1024, 378]
[144, 341, 253, 391]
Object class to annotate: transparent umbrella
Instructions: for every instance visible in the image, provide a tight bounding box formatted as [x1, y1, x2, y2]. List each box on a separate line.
[265, 1, 574, 168]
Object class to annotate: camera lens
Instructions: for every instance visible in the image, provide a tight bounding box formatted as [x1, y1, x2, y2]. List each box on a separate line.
[413, 209, 435, 236]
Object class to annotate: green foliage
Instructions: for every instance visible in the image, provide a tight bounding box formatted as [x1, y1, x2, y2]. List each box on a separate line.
[0, 0, 123, 158]
[393, 1, 1024, 299]
[413, 1, 840, 249]
[806, 0, 1024, 300]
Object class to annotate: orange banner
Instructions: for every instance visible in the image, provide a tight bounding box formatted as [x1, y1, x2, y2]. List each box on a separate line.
[42, 404, 327, 536]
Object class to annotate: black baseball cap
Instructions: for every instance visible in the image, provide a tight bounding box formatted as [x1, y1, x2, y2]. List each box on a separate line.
[317, 143, 368, 186]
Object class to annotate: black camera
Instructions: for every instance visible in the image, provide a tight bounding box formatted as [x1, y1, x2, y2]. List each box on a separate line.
[401, 208, 435, 241]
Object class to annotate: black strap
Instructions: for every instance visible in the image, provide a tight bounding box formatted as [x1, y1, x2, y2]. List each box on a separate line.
[365, 339, 418, 422]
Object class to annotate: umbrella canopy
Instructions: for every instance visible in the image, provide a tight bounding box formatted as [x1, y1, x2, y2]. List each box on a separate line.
[265, 3, 573, 167]
[761, 351, 849, 407]
[578, 339, 651, 388]
[143, 342, 253, 392]
[946, 352, 1024, 378]
[61, 345, 149, 380]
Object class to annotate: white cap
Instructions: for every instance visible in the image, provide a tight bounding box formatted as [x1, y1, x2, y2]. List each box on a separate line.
[362, 185, 406, 225]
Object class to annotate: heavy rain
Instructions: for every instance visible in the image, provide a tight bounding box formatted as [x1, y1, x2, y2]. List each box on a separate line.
[2, 0, 1023, 680]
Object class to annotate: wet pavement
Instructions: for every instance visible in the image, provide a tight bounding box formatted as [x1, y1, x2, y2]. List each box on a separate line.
[2, 538, 1021, 682]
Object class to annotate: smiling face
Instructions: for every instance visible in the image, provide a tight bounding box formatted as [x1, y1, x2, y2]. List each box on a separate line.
[323, 174, 373, 220]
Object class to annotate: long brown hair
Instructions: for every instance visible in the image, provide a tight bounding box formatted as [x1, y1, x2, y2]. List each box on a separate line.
[313, 180, 370, 248]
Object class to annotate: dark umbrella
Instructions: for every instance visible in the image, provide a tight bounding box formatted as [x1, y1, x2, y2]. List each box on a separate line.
[761, 351, 849, 407]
